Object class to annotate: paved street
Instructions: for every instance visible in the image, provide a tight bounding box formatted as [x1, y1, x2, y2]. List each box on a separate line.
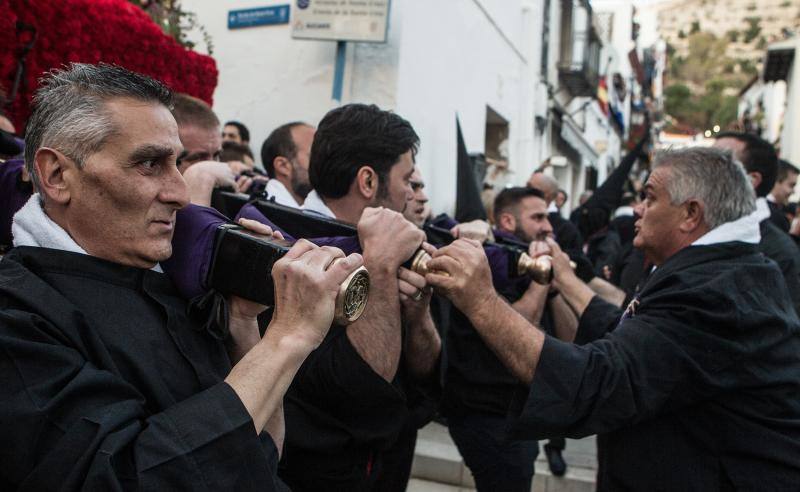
[408, 422, 597, 492]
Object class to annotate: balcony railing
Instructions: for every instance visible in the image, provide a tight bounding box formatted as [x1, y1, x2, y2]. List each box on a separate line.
[558, 0, 600, 97]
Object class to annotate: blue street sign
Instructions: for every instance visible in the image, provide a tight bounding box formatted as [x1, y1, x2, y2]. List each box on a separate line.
[228, 5, 290, 29]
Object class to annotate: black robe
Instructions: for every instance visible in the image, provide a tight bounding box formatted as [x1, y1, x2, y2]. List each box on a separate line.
[549, 212, 583, 255]
[277, 310, 411, 491]
[509, 241, 800, 490]
[0, 247, 285, 491]
[760, 218, 800, 315]
[768, 200, 792, 233]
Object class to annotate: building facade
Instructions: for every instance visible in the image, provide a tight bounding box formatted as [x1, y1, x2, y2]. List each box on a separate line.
[184, 0, 634, 215]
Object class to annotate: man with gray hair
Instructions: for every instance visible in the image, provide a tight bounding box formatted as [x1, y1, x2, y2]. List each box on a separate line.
[0, 63, 364, 490]
[426, 147, 800, 489]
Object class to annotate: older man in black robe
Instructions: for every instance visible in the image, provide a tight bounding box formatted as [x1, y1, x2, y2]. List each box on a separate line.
[0, 64, 363, 490]
[426, 147, 800, 490]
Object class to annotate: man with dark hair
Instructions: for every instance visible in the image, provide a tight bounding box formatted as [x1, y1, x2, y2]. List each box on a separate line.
[715, 131, 778, 197]
[529, 172, 625, 306]
[261, 121, 315, 207]
[0, 63, 364, 490]
[220, 140, 255, 163]
[220, 140, 256, 174]
[714, 132, 800, 313]
[278, 103, 441, 491]
[223, 120, 250, 144]
[768, 159, 800, 232]
[442, 185, 570, 491]
[527, 173, 582, 254]
[403, 165, 430, 228]
[306, 103, 420, 216]
[427, 147, 800, 490]
[555, 188, 568, 214]
[493, 187, 552, 243]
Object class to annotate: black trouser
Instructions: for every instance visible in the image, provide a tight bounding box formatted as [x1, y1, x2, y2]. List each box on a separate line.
[448, 414, 539, 492]
[547, 436, 566, 451]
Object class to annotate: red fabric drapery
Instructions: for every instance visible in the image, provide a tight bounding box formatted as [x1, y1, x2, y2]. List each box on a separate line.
[0, 0, 218, 132]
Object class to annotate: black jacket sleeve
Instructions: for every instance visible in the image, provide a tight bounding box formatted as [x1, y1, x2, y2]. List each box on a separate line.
[0, 310, 282, 491]
[760, 220, 800, 315]
[509, 310, 722, 441]
[574, 296, 624, 344]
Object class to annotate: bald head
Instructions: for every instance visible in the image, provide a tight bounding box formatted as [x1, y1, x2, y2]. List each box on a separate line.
[527, 172, 559, 204]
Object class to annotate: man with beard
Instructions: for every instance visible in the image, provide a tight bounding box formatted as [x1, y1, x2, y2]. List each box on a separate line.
[527, 172, 582, 254]
[274, 103, 442, 490]
[441, 187, 570, 491]
[403, 165, 430, 228]
[0, 63, 364, 491]
[261, 122, 315, 207]
[426, 147, 800, 490]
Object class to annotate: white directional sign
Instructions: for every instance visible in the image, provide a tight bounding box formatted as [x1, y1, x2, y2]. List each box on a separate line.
[291, 0, 390, 43]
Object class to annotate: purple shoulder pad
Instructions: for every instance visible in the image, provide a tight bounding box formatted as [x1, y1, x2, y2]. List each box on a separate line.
[162, 204, 228, 299]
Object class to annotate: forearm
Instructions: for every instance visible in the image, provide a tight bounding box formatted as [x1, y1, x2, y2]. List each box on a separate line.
[264, 403, 285, 458]
[465, 293, 545, 385]
[550, 294, 579, 342]
[185, 173, 215, 207]
[588, 277, 626, 307]
[225, 327, 314, 434]
[346, 262, 402, 381]
[226, 316, 262, 364]
[511, 282, 548, 324]
[555, 273, 596, 318]
[403, 310, 441, 379]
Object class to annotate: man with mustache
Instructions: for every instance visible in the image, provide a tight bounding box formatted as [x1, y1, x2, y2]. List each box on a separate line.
[261, 122, 316, 207]
[427, 147, 800, 490]
[441, 186, 570, 491]
[0, 64, 362, 490]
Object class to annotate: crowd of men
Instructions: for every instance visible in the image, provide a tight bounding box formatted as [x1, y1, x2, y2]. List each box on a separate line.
[0, 63, 799, 492]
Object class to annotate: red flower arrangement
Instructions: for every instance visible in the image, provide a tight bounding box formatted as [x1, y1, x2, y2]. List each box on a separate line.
[0, 0, 218, 131]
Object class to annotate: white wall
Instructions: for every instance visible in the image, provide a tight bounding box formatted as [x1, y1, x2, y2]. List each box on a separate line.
[183, 0, 537, 215]
[395, 0, 534, 213]
[182, 0, 347, 164]
[782, 54, 800, 166]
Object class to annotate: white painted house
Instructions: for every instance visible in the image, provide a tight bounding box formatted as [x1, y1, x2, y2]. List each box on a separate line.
[183, 0, 632, 215]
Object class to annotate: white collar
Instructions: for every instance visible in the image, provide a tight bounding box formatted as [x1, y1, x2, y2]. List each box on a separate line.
[691, 197, 766, 246]
[12, 193, 163, 272]
[302, 190, 336, 218]
[614, 205, 634, 218]
[266, 179, 302, 208]
[13, 194, 87, 255]
[547, 202, 558, 213]
[767, 193, 777, 204]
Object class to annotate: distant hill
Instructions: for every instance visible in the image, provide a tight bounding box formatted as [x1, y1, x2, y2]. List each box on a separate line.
[656, 0, 800, 131]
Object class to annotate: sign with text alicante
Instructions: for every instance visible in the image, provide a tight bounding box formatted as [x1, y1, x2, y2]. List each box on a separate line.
[291, 0, 391, 43]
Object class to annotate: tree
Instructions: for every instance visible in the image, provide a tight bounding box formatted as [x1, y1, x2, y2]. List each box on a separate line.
[673, 32, 729, 87]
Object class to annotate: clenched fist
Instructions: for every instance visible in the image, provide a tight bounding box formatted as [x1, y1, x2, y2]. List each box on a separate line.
[270, 240, 364, 348]
[544, 237, 577, 287]
[424, 239, 498, 317]
[358, 207, 425, 269]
